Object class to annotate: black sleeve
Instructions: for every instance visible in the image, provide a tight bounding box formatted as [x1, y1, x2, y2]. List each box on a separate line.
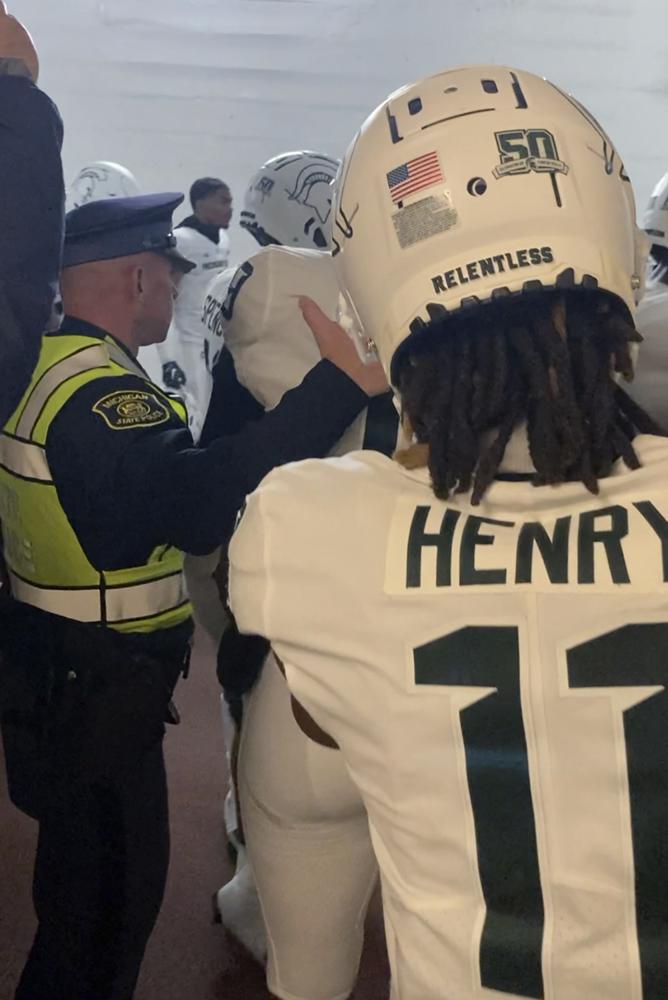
[0, 77, 65, 426]
[47, 363, 368, 563]
[199, 346, 264, 445]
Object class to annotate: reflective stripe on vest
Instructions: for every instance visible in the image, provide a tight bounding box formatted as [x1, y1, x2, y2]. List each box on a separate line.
[8, 568, 189, 626]
[0, 333, 191, 633]
[15, 344, 108, 438]
[0, 433, 50, 482]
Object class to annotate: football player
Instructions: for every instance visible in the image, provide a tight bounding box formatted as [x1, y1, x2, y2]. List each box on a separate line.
[200, 149, 342, 385]
[198, 152, 398, 958]
[139, 177, 232, 438]
[189, 150, 352, 652]
[228, 67, 668, 1000]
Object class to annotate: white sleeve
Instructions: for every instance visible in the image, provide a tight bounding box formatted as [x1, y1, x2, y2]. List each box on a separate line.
[228, 485, 271, 638]
[202, 266, 237, 373]
[222, 257, 269, 355]
[224, 250, 324, 410]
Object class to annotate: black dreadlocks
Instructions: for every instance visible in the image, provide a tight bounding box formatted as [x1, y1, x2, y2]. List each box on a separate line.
[395, 291, 666, 506]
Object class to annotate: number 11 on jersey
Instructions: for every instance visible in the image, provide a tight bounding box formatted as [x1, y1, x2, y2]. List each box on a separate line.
[414, 621, 668, 999]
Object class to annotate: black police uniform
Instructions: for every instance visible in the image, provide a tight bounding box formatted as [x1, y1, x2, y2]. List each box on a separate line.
[0, 195, 371, 1000]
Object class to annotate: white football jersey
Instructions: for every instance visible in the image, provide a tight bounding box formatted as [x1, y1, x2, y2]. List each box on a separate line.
[230, 430, 668, 1000]
[630, 279, 668, 429]
[200, 263, 236, 375]
[138, 226, 230, 440]
[172, 226, 230, 338]
[202, 245, 399, 457]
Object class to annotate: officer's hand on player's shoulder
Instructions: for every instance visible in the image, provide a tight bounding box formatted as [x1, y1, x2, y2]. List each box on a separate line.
[0, 3, 39, 81]
[299, 296, 389, 398]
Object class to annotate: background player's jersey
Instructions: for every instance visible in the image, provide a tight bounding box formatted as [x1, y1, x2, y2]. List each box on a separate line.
[202, 245, 399, 456]
[201, 263, 236, 376]
[629, 278, 668, 428]
[172, 226, 230, 339]
[230, 431, 668, 1000]
[139, 226, 230, 440]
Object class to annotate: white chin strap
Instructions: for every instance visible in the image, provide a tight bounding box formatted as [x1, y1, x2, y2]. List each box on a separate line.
[336, 293, 379, 365]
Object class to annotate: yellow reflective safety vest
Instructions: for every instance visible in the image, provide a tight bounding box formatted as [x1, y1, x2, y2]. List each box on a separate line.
[0, 331, 191, 634]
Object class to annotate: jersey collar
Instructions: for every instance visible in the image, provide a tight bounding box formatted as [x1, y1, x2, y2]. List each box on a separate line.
[177, 215, 221, 245]
[398, 425, 535, 486]
[495, 425, 534, 478]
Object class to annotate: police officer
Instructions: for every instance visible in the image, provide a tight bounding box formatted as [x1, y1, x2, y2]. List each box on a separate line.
[0, 190, 387, 1000]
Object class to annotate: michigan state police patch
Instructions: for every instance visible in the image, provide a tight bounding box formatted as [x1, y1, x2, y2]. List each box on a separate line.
[92, 390, 170, 430]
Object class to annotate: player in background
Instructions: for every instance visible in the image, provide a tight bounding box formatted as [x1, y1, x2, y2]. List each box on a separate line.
[193, 149, 398, 643]
[228, 67, 668, 1000]
[629, 172, 668, 427]
[200, 150, 343, 390]
[190, 151, 348, 644]
[196, 151, 398, 958]
[140, 177, 232, 438]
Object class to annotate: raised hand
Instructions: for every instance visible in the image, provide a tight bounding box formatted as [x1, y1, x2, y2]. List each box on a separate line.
[299, 296, 389, 398]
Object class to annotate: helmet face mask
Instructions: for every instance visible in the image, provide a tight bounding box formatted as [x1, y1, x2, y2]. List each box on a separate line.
[241, 151, 340, 250]
[331, 67, 646, 383]
[68, 162, 141, 210]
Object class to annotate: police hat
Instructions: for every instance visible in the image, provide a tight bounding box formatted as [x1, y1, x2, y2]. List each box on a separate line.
[63, 192, 196, 273]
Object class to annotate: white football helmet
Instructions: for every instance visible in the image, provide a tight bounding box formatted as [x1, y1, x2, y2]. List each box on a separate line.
[240, 151, 340, 250]
[332, 66, 647, 383]
[68, 161, 141, 210]
[644, 172, 668, 251]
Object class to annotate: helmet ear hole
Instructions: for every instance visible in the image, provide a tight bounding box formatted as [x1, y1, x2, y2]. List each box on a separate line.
[313, 228, 327, 248]
[467, 177, 488, 197]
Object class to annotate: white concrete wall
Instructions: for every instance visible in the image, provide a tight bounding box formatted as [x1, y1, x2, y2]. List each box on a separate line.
[12, 0, 668, 263]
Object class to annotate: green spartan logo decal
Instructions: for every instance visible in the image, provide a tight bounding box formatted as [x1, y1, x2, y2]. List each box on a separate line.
[494, 129, 569, 179]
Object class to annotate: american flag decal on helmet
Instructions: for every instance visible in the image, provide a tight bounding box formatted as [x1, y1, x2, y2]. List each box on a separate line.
[386, 152, 444, 204]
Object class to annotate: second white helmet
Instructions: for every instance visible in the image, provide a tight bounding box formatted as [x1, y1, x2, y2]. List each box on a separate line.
[68, 161, 141, 211]
[240, 151, 340, 250]
[643, 172, 668, 251]
[332, 67, 647, 382]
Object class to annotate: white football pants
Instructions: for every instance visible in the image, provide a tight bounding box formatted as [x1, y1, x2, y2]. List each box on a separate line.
[238, 656, 378, 1000]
